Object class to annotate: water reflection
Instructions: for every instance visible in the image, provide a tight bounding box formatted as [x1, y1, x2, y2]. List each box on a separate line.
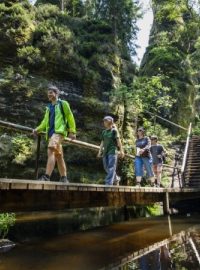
[0, 215, 200, 270]
[125, 228, 200, 270]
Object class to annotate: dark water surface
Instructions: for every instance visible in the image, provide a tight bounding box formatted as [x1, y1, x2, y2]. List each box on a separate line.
[0, 214, 200, 270]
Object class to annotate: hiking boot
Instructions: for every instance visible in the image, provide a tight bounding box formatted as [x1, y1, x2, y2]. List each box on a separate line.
[135, 182, 141, 187]
[114, 175, 121, 186]
[60, 176, 69, 183]
[39, 174, 50, 181]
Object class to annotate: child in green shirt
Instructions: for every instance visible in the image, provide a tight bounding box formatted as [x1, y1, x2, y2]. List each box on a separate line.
[97, 116, 124, 185]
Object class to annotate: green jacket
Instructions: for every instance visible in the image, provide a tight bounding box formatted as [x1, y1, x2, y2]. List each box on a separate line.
[36, 99, 76, 139]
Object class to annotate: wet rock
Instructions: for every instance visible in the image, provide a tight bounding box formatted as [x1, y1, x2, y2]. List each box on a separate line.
[0, 239, 15, 253]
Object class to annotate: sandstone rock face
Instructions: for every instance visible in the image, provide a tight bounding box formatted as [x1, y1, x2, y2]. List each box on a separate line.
[0, 1, 138, 183]
[140, 0, 199, 128]
[0, 71, 135, 183]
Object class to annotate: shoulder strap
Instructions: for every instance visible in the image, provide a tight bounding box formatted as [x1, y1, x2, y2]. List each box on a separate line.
[59, 100, 70, 130]
[112, 128, 116, 135]
[59, 100, 65, 122]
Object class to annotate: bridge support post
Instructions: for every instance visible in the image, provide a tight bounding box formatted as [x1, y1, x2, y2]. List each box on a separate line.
[163, 192, 170, 215]
[123, 205, 129, 221]
[35, 135, 41, 180]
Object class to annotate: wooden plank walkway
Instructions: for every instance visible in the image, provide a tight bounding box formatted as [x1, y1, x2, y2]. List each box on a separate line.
[0, 179, 200, 213]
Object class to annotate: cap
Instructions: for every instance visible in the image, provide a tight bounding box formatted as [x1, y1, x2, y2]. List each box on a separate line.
[151, 135, 158, 140]
[103, 116, 114, 123]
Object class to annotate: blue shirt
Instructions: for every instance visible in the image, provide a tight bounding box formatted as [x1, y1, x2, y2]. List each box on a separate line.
[136, 137, 149, 149]
[48, 104, 55, 138]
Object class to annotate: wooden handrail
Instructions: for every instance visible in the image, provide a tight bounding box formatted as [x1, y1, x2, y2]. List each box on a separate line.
[181, 123, 192, 176]
[0, 119, 183, 170]
[0, 119, 134, 159]
[0, 118, 184, 186]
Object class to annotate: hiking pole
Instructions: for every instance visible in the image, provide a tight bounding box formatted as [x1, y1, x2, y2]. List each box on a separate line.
[0, 119, 135, 159]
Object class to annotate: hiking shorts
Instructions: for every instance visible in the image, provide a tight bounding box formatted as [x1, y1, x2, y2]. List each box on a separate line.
[153, 164, 163, 174]
[48, 134, 64, 155]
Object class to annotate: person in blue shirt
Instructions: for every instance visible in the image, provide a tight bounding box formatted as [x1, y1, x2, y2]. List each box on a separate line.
[33, 85, 76, 183]
[135, 127, 155, 187]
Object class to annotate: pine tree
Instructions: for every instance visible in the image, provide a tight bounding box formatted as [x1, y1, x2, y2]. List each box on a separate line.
[84, 0, 141, 56]
[36, 0, 84, 16]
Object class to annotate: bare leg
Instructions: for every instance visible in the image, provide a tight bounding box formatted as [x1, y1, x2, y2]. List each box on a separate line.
[46, 148, 56, 176]
[153, 165, 158, 185]
[56, 152, 67, 177]
[148, 176, 155, 186]
[157, 166, 163, 186]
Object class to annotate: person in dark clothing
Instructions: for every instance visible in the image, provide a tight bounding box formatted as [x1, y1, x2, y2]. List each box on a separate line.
[135, 127, 155, 187]
[150, 135, 166, 187]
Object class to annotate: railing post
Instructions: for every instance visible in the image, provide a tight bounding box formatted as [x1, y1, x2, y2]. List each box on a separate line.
[35, 135, 41, 180]
[163, 192, 170, 215]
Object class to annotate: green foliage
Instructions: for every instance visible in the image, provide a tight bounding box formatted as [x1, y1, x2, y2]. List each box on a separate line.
[112, 84, 141, 112]
[0, 0, 138, 92]
[133, 75, 176, 115]
[84, 0, 141, 55]
[0, 1, 34, 55]
[36, 0, 84, 17]
[17, 46, 44, 67]
[0, 213, 16, 239]
[141, 0, 200, 127]
[156, 1, 187, 23]
[146, 204, 162, 216]
[12, 135, 34, 165]
[36, 0, 60, 7]
[35, 4, 61, 21]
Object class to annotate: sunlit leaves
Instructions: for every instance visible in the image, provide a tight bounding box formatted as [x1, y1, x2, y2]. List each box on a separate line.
[0, 213, 16, 239]
[0, 2, 34, 48]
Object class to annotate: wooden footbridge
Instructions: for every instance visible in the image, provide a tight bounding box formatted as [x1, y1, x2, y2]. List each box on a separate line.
[0, 120, 200, 214]
[0, 178, 200, 214]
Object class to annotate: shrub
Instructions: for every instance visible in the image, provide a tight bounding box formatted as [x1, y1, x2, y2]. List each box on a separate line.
[0, 2, 34, 48]
[0, 213, 16, 239]
[17, 46, 44, 67]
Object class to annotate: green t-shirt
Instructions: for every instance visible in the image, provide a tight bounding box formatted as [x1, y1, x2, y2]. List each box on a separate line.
[101, 128, 119, 156]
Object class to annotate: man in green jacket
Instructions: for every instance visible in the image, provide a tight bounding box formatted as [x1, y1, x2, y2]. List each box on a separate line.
[33, 85, 76, 183]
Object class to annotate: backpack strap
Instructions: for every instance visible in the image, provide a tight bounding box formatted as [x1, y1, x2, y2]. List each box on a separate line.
[111, 128, 117, 140]
[59, 100, 65, 122]
[59, 100, 69, 131]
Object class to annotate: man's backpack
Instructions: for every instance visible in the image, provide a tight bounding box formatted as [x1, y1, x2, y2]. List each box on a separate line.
[59, 100, 70, 132]
[48, 100, 70, 131]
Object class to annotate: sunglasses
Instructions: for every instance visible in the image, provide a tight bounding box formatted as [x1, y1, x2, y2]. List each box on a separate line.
[137, 129, 143, 132]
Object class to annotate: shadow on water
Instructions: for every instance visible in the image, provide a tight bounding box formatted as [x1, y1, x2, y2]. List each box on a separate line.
[0, 212, 200, 270]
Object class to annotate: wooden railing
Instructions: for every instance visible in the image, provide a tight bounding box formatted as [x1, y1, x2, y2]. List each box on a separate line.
[0, 119, 188, 186]
[181, 123, 192, 186]
[0, 119, 135, 179]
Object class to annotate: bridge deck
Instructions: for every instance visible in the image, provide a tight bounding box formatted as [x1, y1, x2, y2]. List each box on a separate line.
[0, 179, 200, 213]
